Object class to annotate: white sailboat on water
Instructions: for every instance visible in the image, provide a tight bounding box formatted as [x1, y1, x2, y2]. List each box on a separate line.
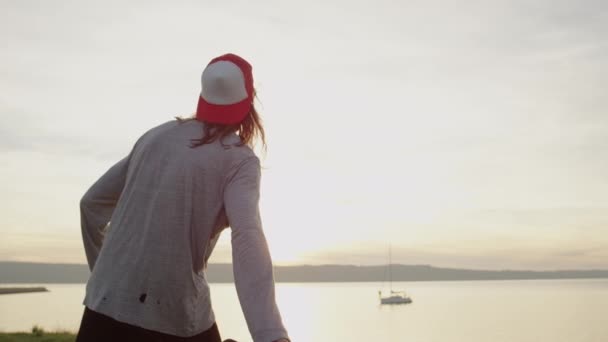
[379, 244, 412, 305]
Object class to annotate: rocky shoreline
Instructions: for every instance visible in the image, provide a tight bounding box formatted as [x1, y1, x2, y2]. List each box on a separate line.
[0, 287, 49, 295]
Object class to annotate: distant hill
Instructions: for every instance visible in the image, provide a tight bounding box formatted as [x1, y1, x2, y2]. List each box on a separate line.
[1, 261, 607, 284]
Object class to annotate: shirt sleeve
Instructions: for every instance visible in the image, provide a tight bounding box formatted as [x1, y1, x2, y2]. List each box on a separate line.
[224, 156, 290, 342]
[80, 154, 130, 271]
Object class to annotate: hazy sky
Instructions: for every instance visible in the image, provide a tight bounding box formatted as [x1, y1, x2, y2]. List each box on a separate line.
[1, 0, 607, 270]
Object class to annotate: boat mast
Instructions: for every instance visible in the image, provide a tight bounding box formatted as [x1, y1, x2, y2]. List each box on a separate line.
[389, 243, 392, 292]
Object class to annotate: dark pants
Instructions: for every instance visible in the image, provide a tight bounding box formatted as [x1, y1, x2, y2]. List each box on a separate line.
[76, 307, 222, 342]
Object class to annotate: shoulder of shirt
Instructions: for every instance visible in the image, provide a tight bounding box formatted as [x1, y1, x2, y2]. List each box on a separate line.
[135, 119, 258, 162]
[133, 120, 178, 143]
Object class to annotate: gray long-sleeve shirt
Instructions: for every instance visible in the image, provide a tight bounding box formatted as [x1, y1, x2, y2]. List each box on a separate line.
[80, 119, 289, 342]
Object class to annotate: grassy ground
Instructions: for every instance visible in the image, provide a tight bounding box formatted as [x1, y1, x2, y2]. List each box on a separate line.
[0, 327, 75, 342]
[0, 333, 75, 342]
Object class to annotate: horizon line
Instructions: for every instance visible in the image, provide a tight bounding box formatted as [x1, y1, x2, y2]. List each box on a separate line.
[1, 260, 607, 273]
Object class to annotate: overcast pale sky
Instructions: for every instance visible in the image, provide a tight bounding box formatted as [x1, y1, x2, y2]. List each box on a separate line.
[1, 0, 607, 270]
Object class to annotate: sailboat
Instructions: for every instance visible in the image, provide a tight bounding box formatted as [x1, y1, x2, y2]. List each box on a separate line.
[379, 245, 412, 305]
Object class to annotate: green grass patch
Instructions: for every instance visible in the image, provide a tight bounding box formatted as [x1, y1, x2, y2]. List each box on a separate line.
[0, 333, 75, 342]
[0, 326, 75, 342]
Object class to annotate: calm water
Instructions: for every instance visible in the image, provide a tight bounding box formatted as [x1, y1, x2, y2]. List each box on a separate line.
[0, 279, 607, 341]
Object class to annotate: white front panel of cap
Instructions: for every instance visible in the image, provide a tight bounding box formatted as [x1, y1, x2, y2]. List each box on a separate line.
[201, 61, 248, 105]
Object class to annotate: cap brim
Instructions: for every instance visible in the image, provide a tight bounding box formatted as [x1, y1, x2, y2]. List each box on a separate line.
[196, 96, 251, 125]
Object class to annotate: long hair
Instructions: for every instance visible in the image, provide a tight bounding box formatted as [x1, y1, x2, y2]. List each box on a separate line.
[176, 95, 266, 151]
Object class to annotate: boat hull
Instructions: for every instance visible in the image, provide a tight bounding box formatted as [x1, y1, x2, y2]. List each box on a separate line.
[380, 295, 412, 304]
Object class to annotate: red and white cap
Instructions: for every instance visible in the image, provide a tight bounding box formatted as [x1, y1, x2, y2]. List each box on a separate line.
[196, 53, 254, 125]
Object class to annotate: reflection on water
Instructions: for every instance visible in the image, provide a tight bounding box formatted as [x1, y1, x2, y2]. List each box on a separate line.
[0, 279, 607, 342]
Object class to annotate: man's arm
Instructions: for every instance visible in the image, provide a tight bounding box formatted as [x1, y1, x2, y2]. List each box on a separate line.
[80, 155, 130, 271]
[224, 156, 290, 342]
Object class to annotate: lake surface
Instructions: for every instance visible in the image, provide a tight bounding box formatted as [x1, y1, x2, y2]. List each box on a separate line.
[0, 279, 607, 341]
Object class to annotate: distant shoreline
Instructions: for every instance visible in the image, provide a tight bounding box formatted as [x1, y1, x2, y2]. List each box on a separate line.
[1, 261, 607, 284]
[0, 287, 48, 295]
[2, 278, 607, 285]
